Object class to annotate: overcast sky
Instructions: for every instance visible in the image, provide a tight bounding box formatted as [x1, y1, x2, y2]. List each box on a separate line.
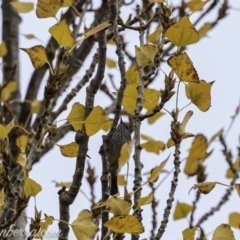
[1, 0, 240, 239]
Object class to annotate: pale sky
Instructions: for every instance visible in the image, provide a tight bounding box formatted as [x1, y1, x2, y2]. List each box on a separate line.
[1, 0, 240, 239]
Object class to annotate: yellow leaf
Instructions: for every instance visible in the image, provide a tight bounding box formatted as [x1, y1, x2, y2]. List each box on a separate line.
[187, 0, 210, 12]
[71, 210, 98, 240]
[1, 81, 17, 102]
[63, 0, 72, 7]
[126, 65, 139, 84]
[147, 112, 164, 124]
[182, 132, 195, 140]
[21, 45, 48, 69]
[165, 15, 199, 46]
[59, 142, 79, 157]
[24, 177, 42, 197]
[166, 138, 175, 148]
[16, 135, 28, 153]
[116, 84, 160, 115]
[102, 120, 113, 132]
[42, 215, 54, 227]
[167, 109, 195, 148]
[23, 34, 36, 39]
[234, 184, 240, 198]
[108, 38, 116, 45]
[36, 0, 63, 18]
[31, 100, 42, 114]
[141, 141, 165, 154]
[143, 88, 160, 111]
[105, 197, 131, 216]
[117, 84, 137, 115]
[0, 125, 8, 138]
[135, 44, 158, 67]
[5, 118, 14, 134]
[137, 192, 153, 208]
[67, 102, 85, 131]
[180, 110, 193, 133]
[10, 2, 34, 13]
[182, 227, 197, 240]
[34, 215, 54, 238]
[226, 158, 239, 179]
[212, 224, 236, 240]
[149, 155, 169, 183]
[104, 215, 144, 234]
[0, 41, 8, 57]
[54, 181, 72, 188]
[118, 139, 135, 168]
[198, 22, 212, 38]
[117, 175, 126, 186]
[229, 212, 240, 229]
[167, 53, 199, 82]
[184, 134, 209, 176]
[84, 106, 110, 136]
[106, 58, 117, 68]
[0, 189, 5, 212]
[141, 135, 152, 141]
[17, 153, 27, 167]
[148, 25, 163, 43]
[189, 182, 217, 194]
[84, 21, 111, 39]
[173, 201, 193, 220]
[49, 19, 75, 47]
[186, 80, 214, 111]
[208, 129, 223, 146]
[141, 134, 165, 154]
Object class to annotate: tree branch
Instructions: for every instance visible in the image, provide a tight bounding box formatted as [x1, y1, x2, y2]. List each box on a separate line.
[58, 2, 109, 237]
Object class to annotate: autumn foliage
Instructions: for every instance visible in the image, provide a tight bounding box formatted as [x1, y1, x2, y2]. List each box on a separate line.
[0, 0, 239, 240]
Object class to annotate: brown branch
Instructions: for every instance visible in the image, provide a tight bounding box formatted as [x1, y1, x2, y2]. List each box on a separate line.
[189, 163, 206, 228]
[131, 7, 145, 240]
[2, 0, 21, 119]
[125, 3, 155, 26]
[194, 0, 218, 26]
[189, 191, 201, 228]
[18, 0, 87, 128]
[195, 181, 235, 228]
[149, 183, 158, 240]
[58, 4, 109, 238]
[98, 0, 131, 237]
[32, 123, 74, 166]
[194, 136, 239, 228]
[153, 118, 182, 240]
[117, 8, 159, 31]
[50, 52, 99, 122]
[26, 71, 63, 170]
[140, 72, 175, 121]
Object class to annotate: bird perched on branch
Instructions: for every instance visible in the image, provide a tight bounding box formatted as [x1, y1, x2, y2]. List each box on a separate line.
[107, 119, 131, 195]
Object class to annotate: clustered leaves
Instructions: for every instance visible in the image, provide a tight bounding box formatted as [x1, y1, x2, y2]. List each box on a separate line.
[0, 0, 237, 239]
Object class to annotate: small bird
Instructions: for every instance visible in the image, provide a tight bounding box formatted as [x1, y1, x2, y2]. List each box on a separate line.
[107, 119, 131, 195]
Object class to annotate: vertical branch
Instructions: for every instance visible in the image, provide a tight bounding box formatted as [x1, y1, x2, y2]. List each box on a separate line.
[153, 118, 181, 240]
[1, 3, 25, 239]
[189, 164, 206, 228]
[2, 0, 22, 163]
[132, 6, 144, 235]
[149, 183, 158, 240]
[58, 5, 109, 238]
[2, 0, 21, 118]
[99, 0, 129, 237]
